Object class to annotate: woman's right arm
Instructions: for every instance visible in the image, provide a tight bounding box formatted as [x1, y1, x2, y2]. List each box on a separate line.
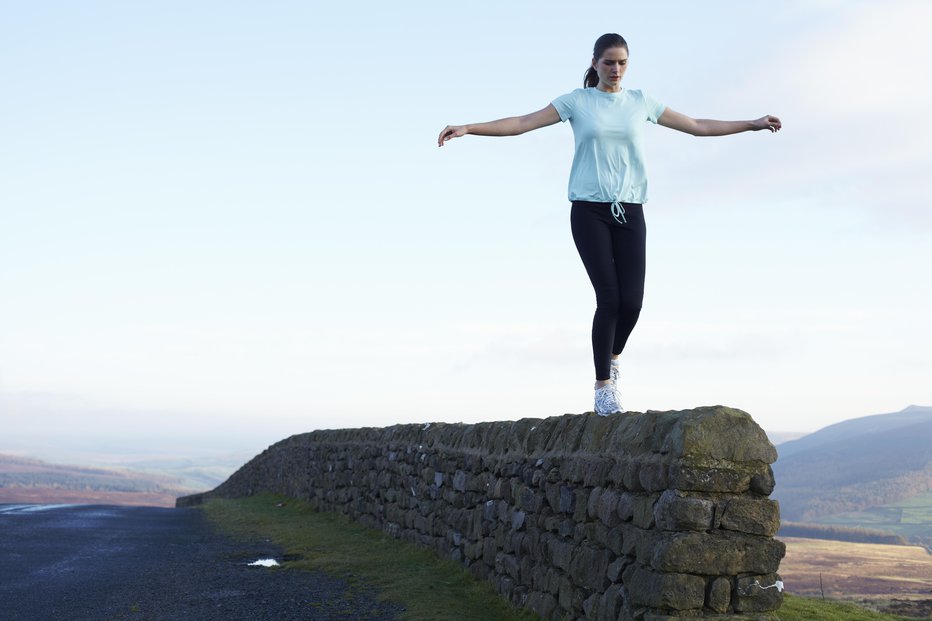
[437, 104, 561, 147]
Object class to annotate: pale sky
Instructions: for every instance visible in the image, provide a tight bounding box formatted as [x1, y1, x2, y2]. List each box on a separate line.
[1, 1, 930, 460]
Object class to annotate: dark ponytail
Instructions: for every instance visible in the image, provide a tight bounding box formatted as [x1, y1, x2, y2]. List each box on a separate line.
[584, 33, 629, 87]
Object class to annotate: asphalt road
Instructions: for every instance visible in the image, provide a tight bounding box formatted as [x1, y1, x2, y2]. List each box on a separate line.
[0, 503, 403, 621]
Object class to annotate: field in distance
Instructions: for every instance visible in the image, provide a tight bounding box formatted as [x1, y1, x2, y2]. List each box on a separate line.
[815, 491, 932, 543]
[780, 536, 932, 618]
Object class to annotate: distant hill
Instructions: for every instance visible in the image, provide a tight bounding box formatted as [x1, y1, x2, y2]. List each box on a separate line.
[776, 405, 932, 458]
[772, 406, 932, 543]
[0, 453, 198, 507]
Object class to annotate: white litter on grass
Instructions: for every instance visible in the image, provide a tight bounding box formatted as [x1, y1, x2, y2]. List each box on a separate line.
[248, 559, 280, 567]
[740, 579, 784, 595]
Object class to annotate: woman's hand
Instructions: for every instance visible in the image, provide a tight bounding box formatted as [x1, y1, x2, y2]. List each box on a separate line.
[438, 125, 468, 147]
[752, 115, 782, 133]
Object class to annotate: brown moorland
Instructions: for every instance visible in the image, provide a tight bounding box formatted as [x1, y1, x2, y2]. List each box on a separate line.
[780, 536, 932, 617]
[0, 487, 180, 507]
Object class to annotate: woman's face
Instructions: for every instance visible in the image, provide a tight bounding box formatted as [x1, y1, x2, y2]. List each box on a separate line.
[592, 46, 628, 91]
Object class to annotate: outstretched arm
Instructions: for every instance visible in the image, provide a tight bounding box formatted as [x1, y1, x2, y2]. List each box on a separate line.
[658, 107, 781, 136]
[438, 104, 561, 147]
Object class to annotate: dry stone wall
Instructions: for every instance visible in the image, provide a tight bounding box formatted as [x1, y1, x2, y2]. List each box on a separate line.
[179, 406, 785, 620]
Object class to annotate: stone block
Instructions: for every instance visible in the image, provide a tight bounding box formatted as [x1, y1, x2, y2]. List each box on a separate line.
[668, 462, 751, 493]
[632, 494, 659, 529]
[653, 490, 714, 532]
[544, 482, 561, 512]
[497, 500, 511, 523]
[651, 531, 786, 575]
[574, 521, 597, 543]
[608, 457, 628, 485]
[559, 485, 576, 514]
[569, 543, 610, 591]
[607, 555, 632, 582]
[453, 469, 467, 492]
[549, 538, 575, 572]
[493, 477, 513, 502]
[597, 583, 625, 621]
[499, 575, 515, 599]
[707, 576, 732, 613]
[605, 525, 624, 555]
[527, 591, 558, 618]
[482, 499, 498, 522]
[582, 457, 612, 487]
[521, 554, 536, 586]
[638, 459, 669, 491]
[502, 553, 520, 580]
[519, 486, 544, 513]
[658, 406, 777, 463]
[482, 537, 497, 565]
[734, 573, 784, 613]
[587, 486, 603, 519]
[544, 566, 560, 595]
[573, 489, 589, 522]
[582, 593, 601, 619]
[623, 460, 644, 491]
[560, 456, 581, 483]
[717, 497, 780, 537]
[557, 518, 575, 538]
[617, 492, 636, 521]
[750, 465, 776, 496]
[557, 574, 575, 611]
[627, 566, 705, 610]
[597, 488, 622, 527]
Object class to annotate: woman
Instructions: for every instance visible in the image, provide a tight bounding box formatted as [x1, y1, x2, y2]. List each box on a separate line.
[437, 33, 781, 416]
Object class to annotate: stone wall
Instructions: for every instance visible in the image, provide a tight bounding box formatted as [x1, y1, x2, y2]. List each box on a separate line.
[178, 406, 785, 620]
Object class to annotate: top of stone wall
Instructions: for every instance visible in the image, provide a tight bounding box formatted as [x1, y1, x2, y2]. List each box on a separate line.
[282, 406, 776, 465]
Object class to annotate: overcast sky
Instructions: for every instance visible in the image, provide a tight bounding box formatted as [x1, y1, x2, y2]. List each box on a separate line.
[2, 1, 930, 460]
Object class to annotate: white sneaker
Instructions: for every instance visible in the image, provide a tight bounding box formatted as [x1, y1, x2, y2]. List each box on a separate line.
[594, 382, 624, 416]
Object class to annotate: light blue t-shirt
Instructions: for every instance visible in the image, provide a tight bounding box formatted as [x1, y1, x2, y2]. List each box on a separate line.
[551, 87, 665, 204]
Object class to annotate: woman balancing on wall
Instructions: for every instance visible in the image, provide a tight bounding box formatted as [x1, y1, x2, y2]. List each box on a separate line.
[437, 33, 781, 416]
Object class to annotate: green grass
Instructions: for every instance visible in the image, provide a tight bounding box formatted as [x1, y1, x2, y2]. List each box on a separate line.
[202, 494, 919, 621]
[201, 494, 543, 621]
[778, 594, 918, 621]
[816, 491, 932, 540]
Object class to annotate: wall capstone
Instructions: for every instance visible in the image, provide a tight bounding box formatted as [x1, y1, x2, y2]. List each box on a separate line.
[178, 406, 784, 620]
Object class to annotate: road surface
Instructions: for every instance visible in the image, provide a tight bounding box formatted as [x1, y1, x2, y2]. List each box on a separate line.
[0, 503, 402, 620]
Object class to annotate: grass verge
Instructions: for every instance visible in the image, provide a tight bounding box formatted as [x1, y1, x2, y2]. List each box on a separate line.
[201, 493, 542, 621]
[202, 493, 919, 621]
[778, 594, 918, 620]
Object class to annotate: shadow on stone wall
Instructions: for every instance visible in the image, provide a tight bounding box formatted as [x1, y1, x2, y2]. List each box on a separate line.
[179, 405, 785, 620]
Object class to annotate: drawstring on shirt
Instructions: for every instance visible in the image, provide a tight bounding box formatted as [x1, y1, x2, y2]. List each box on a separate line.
[611, 200, 627, 224]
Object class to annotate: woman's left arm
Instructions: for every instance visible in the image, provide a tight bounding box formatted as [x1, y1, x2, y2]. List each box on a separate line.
[657, 107, 781, 136]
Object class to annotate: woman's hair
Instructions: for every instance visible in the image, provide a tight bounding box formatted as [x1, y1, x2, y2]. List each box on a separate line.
[584, 33, 629, 88]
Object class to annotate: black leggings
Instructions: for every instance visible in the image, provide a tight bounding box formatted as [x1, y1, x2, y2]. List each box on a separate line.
[570, 201, 646, 381]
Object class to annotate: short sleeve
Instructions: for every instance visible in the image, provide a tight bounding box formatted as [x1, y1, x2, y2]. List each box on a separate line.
[551, 89, 580, 122]
[642, 91, 665, 123]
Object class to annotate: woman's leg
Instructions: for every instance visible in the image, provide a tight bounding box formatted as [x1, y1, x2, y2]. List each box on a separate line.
[571, 202, 620, 382]
[610, 203, 647, 357]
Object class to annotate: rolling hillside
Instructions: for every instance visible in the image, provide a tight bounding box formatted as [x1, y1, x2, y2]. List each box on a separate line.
[777, 405, 932, 458]
[772, 405, 932, 543]
[0, 453, 196, 507]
